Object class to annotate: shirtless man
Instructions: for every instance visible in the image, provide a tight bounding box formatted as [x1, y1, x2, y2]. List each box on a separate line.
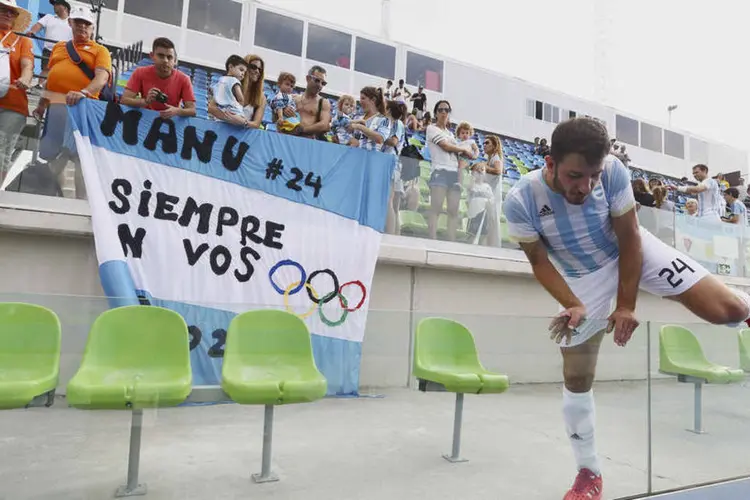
[283, 65, 331, 139]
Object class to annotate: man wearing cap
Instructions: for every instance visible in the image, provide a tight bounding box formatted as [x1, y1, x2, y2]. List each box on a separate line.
[27, 0, 72, 85]
[34, 5, 111, 199]
[0, 0, 33, 180]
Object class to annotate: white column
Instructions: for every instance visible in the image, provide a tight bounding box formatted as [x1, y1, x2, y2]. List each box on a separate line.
[381, 0, 391, 40]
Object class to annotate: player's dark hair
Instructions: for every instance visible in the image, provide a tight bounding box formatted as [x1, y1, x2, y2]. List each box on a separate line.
[550, 117, 610, 166]
[225, 54, 247, 72]
[152, 37, 175, 53]
[693, 164, 709, 173]
[726, 187, 739, 199]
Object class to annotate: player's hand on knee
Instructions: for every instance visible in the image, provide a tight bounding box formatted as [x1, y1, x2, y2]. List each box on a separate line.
[607, 307, 639, 347]
[549, 306, 587, 345]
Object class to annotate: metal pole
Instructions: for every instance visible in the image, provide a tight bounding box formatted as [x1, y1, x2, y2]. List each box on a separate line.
[115, 409, 147, 497]
[442, 393, 468, 463]
[646, 321, 653, 494]
[252, 405, 279, 483]
[692, 382, 703, 434]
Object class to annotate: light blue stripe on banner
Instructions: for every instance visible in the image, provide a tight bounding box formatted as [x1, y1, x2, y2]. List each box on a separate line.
[98, 260, 142, 308]
[67, 100, 395, 233]
[310, 334, 362, 396]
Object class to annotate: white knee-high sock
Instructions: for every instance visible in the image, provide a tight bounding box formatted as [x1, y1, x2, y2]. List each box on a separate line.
[563, 387, 601, 476]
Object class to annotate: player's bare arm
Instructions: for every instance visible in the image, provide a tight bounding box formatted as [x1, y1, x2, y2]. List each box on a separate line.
[519, 240, 586, 345]
[608, 207, 642, 346]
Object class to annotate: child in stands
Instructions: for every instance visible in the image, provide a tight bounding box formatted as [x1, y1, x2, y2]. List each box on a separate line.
[211, 55, 247, 121]
[271, 72, 300, 133]
[456, 121, 479, 183]
[331, 95, 355, 145]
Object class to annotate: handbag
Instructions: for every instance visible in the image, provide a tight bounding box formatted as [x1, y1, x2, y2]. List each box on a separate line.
[65, 40, 115, 102]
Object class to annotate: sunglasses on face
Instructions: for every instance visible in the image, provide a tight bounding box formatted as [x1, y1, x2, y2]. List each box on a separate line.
[483, 141, 491, 146]
[436, 107, 450, 113]
[310, 76, 327, 87]
[248, 63, 262, 72]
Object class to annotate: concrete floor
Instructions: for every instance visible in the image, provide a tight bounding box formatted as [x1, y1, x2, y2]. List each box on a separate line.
[1, 380, 749, 500]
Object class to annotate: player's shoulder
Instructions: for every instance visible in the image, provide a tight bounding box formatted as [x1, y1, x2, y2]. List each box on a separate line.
[506, 169, 543, 203]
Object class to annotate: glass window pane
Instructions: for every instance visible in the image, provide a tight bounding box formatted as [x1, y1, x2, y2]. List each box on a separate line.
[616, 115, 639, 146]
[526, 99, 535, 118]
[569, 110, 576, 119]
[552, 106, 560, 123]
[640, 122, 662, 153]
[254, 9, 303, 56]
[664, 130, 685, 159]
[188, 0, 241, 40]
[535, 101, 543, 120]
[354, 37, 395, 79]
[406, 51, 443, 92]
[125, 0, 183, 26]
[543, 103, 552, 122]
[307, 24, 351, 69]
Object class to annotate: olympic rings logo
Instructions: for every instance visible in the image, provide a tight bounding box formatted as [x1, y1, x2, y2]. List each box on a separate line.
[268, 259, 368, 327]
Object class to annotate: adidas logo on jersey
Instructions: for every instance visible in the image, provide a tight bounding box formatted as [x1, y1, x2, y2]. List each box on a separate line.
[538, 205, 554, 217]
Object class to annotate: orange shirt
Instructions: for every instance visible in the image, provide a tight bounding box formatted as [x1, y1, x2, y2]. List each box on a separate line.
[0, 31, 34, 116]
[46, 39, 112, 99]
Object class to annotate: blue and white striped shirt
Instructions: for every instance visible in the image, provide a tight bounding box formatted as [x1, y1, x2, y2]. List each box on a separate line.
[697, 178, 723, 219]
[503, 155, 635, 278]
[728, 199, 747, 226]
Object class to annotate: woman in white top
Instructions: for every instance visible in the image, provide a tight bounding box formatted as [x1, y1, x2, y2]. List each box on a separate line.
[426, 100, 474, 241]
[383, 100, 407, 234]
[483, 135, 504, 195]
[209, 54, 267, 129]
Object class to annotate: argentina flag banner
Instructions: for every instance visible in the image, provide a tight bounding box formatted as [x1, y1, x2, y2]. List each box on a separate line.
[68, 100, 395, 395]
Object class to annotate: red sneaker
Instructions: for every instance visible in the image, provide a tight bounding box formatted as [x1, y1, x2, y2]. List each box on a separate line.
[563, 468, 602, 500]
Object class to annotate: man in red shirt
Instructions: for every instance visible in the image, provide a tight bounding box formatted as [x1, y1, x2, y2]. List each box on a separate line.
[120, 37, 195, 119]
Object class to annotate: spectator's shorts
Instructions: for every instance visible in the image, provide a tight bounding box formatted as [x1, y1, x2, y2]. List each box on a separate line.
[560, 227, 709, 348]
[415, 109, 424, 120]
[428, 169, 461, 192]
[41, 48, 52, 72]
[39, 103, 76, 161]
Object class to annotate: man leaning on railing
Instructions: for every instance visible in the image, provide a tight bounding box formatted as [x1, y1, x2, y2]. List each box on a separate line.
[32, 5, 111, 200]
[0, 0, 33, 182]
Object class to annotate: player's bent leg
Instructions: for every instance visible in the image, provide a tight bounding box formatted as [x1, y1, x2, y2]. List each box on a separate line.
[672, 275, 750, 326]
[561, 332, 605, 500]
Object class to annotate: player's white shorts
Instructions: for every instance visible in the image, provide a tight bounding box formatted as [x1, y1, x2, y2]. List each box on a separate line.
[561, 227, 709, 348]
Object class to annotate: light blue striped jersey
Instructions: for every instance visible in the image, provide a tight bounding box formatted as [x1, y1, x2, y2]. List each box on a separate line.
[697, 178, 723, 219]
[211, 75, 244, 116]
[503, 155, 635, 278]
[728, 199, 747, 226]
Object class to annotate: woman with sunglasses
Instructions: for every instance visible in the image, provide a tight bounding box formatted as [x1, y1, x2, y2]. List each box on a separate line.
[426, 100, 474, 241]
[483, 135, 504, 194]
[209, 54, 266, 129]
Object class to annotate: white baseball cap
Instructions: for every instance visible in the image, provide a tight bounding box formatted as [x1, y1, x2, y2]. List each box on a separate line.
[69, 5, 95, 24]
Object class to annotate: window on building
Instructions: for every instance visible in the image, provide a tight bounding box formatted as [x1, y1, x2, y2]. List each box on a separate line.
[535, 100, 543, 120]
[689, 137, 709, 164]
[552, 106, 560, 123]
[254, 9, 303, 56]
[187, 0, 241, 40]
[664, 130, 685, 159]
[354, 37, 395, 79]
[569, 110, 577, 119]
[307, 24, 351, 69]
[526, 99, 535, 118]
[640, 122, 662, 153]
[615, 115, 639, 146]
[406, 51, 443, 92]
[125, 0, 183, 26]
[543, 102, 552, 122]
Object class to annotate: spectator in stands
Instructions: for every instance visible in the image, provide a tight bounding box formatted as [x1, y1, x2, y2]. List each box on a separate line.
[480, 135, 503, 194]
[632, 179, 655, 208]
[34, 5, 111, 200]
[0, 0, 33, 180]
[722, 188, 747, 226]
[648, 178, 662, 192]
[534, 137, 540, 149]
[209, 54, 266, 129]
[393, 78, 410, 103]
[466, 162, 499, 247]
[426, 99, 474, 241]
[271, 72, 300, 133]
[383, 100, 407, 235]
[27, 0, 70, 87]
[290, 65, 331, 140]
[684, 199, 698, 216]
[120, 37, 196, 118]
[208, 54, 247, 123]
[410, 84, 427, 119]
[331, 94, 354, 145]
[348, 86, 388, 150]
[455, 121, 479, 175]
[535, 138, 550, 157]
[652, 186, 674, 211]
[405, 111, 419, 133]
[384, 79, 393, 99]
[420, 111, 431, 131]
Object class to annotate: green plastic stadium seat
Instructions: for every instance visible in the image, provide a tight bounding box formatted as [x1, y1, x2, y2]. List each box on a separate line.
[738, 329, 750, 372]
[221, 310, 326, 483]
[67, 306, 192, 409]
[0, 303, 61, 409]
[414, 318, 509, 394]
[222, 309, 326, 405]
[400, 210, 428, 236]
[659, 325, 744, 384]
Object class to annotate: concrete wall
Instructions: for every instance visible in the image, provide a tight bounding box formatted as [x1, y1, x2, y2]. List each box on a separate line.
[0, 226, 744, 393]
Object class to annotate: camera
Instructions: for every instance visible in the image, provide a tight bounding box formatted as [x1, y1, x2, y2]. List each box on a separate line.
[154, 90, 168, 104]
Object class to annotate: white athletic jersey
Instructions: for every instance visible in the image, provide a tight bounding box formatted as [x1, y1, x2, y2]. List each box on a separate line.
[728, 199, 748, 226]
[697, 178, 722, 219]
[503, 155, 635, 278]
